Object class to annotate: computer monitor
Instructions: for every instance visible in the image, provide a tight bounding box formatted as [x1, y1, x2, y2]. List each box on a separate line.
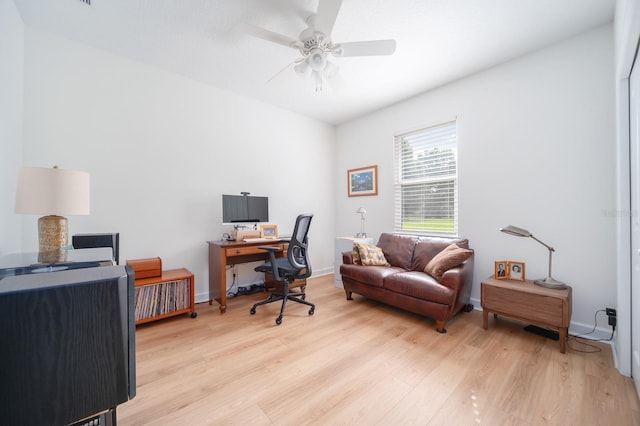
[222, 194, 269, 224]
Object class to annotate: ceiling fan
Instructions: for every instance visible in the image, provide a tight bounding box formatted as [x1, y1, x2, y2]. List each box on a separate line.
[242, 0, 396, 91]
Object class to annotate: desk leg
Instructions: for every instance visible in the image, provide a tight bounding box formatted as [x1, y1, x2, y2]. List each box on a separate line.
[208, 243, 228, 314]
[483, 310, 488, 330]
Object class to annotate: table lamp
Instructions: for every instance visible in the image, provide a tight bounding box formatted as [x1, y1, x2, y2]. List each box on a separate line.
[356, 207, 367, 238]
[15, 166, 90, 254]
[500, 225, 567, 289]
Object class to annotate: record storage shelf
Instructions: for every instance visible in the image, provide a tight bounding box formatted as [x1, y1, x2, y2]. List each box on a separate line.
[134, 268, 197, 325]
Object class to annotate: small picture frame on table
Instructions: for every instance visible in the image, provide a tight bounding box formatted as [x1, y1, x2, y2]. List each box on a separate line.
[507, 261, 526, 281]
[260, 224, 278, 239]
[495, 261, 508, 279]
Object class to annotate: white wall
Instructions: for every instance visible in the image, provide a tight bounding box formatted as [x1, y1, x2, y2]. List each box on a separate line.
[0, 0, 24, 255]
[336, 25, 615, 336]
[19, 26, 336, 301]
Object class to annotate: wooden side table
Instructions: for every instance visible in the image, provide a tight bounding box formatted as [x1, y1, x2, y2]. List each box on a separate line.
[481, 276, 572, 353]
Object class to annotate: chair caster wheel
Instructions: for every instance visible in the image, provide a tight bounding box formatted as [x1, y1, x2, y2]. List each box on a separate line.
[275, 317, 283, 325]
[250, 307, 256, 315]
[190, 312, 198, 318]
[309, 307, 315, 315]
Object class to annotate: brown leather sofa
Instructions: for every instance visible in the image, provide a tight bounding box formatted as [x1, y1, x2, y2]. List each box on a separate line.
[340, 233, 474, 333]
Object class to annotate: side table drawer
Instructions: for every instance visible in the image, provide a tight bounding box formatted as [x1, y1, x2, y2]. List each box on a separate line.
[484, 286, 564, 327]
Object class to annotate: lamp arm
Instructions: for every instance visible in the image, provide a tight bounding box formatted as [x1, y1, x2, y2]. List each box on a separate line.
[529, 234, 555, 252]
[530, 234, 555, 279]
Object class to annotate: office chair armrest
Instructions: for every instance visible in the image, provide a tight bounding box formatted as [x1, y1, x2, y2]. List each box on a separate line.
[258, 246, 282, 252]
[258, 246, 282, 281]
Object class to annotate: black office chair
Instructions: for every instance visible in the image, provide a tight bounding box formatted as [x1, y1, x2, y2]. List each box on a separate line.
[250, 214, 315, 325]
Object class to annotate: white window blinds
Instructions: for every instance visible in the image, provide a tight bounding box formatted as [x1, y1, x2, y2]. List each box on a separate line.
[393, 121, 458, 236]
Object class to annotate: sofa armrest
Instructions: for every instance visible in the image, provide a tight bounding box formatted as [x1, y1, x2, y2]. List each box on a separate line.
[439, 256, 474, 307]
[342, 251, 354, 265]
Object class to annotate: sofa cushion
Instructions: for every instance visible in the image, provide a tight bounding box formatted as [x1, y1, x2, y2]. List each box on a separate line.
[411, 237, 469, 272]
[355, 242, 390, 266]
[352, 244, 362, 265]
[340, 264, 401, 288]
[424, 243, 474, 280]
[377, 233, 418, 270]
[383, 271, 455, 305]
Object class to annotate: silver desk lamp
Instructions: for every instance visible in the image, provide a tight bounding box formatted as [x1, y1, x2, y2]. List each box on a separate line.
[500, 225, 567, 289]
[356, 207, 367, 238]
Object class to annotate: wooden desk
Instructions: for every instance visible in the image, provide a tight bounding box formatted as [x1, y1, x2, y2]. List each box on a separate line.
[207, 240, 304, 313]
[481, 276, 572, 353]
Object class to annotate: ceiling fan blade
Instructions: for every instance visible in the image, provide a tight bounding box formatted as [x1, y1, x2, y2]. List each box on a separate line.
[334, 40, 397, 57]
[315, 0, 343, 36]
[267, 59, 301, 83]
[238, 22, 299, 49]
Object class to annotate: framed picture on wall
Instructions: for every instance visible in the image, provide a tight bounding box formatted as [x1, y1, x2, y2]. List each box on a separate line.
[348, 165, 378, 197]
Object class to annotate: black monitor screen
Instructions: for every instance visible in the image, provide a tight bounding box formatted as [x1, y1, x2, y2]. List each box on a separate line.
[222, 194, 269, 223]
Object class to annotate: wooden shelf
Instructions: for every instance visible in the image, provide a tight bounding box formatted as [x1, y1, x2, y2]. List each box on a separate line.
[134, 268, 197, 325]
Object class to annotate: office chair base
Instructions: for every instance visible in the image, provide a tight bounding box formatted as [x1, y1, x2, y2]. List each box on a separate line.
[250, 290, 315, 325]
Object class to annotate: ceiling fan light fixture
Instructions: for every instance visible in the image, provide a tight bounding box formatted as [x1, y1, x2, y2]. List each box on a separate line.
[294, 61, 311, 77]
[324, 60, 338, 79]
[313, 70, 323, 92]
[308, 48, 326, 71]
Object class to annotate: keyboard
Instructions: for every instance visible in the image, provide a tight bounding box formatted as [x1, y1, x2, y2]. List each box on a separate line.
[243, 238, 278, 243]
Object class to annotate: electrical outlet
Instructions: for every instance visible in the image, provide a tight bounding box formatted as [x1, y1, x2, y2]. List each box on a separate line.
[606, 307, 617, 317]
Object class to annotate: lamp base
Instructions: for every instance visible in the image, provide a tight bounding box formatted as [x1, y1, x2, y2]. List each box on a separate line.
[38, 215, 68, 253]
[534, 276, 567, 290]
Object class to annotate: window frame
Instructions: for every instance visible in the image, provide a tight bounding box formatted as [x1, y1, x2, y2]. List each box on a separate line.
[393, 120, 458, 237]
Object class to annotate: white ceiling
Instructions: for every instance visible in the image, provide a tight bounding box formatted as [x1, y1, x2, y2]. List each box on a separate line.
[13, 0, 615, 125]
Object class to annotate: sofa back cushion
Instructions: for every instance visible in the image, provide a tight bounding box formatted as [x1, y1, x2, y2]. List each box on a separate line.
[376, 233, 418, 270]
[411, 237, 469, 272]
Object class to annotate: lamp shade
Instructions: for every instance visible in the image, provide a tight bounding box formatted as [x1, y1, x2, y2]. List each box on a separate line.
[499, 225, 531, 238]
[15, 166, 90, 216]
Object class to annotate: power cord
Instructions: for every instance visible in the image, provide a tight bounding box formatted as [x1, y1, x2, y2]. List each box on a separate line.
[566, 309, 614, 353]
[226, 265, 238, 297]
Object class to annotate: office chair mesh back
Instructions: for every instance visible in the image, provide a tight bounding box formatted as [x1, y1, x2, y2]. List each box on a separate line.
[287, 214, 312, 276]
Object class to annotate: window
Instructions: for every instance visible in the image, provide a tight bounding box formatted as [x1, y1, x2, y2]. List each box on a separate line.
[393, 121, 457, 236]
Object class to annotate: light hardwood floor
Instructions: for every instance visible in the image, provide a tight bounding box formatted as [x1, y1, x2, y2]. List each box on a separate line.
[118, 275, 640, 425]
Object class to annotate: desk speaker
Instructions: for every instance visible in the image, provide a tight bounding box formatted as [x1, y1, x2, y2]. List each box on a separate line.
[72, 233, 120, 264]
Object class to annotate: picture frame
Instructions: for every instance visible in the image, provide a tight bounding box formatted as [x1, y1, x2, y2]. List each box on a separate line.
[259, 224, 278, 239]
[348, 165, 378, 197]
[494, 261, 508, 279]
[507, 261, 526, 281]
